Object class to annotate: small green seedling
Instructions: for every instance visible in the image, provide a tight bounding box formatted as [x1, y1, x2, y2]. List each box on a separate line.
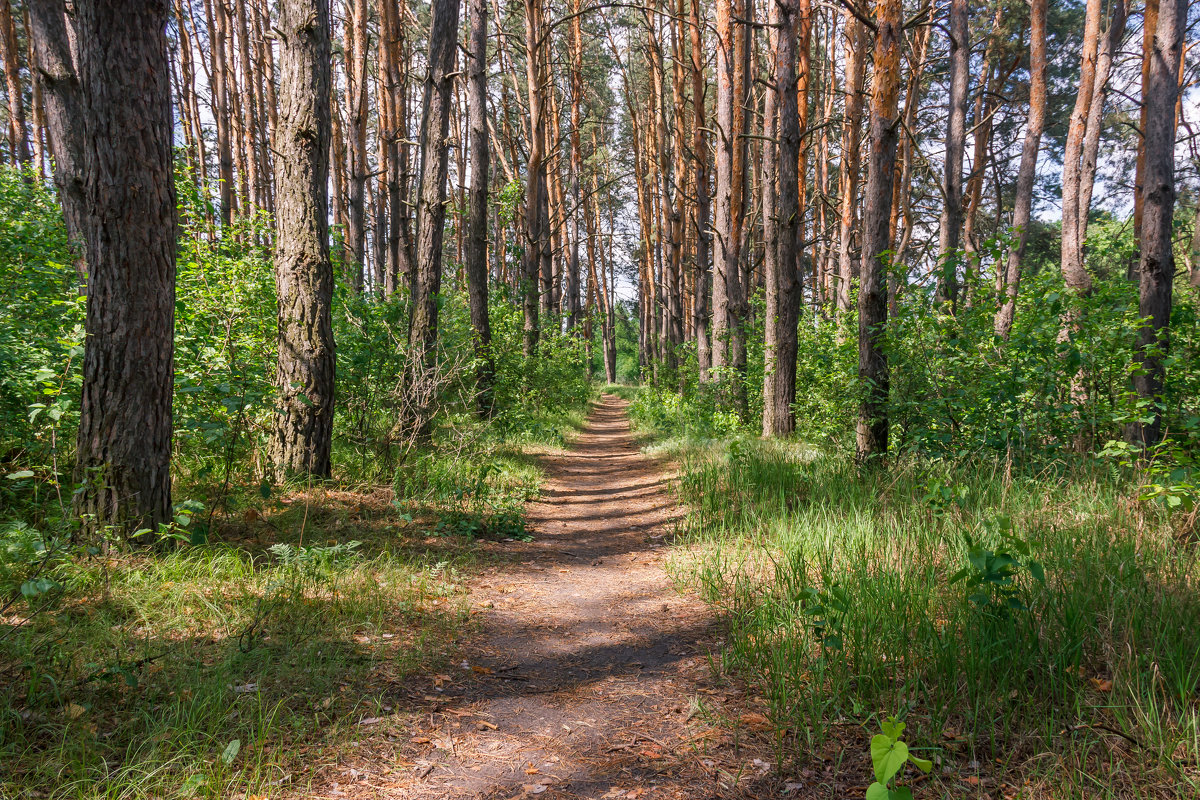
[867, 717, 932, 800]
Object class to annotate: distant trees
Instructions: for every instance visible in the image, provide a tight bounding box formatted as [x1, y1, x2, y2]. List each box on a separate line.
[3, 0, 1196, 503]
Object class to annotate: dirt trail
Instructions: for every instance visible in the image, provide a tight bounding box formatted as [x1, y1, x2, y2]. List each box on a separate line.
[354, 395, 779, 799]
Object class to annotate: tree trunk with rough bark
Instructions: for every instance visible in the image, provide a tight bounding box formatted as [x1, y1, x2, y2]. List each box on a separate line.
[466, 0, 493, 417]
[271, 0, 335, 478]
[73, 0, 176, 538]
[856, 0, 901, 460]
[763, 0, 801, 437]
[1130, 0, 1184, 446]
[408, 0, 461, 430]
[28, 0, 85, 271]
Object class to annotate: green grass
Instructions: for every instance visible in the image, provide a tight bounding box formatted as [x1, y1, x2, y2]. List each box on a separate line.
[627, 387, 1200, 798]
[0, 399, 590, 799]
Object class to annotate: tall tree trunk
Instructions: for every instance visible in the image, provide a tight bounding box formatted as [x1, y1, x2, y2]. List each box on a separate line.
[1134, 0, 1159, 240]
[522, 0, 544, 358]
[689, 0, 711, 380]
[994, 0, 1046, 339]
[763, 0, 801, 436]
[936, 0, 969, 311]
[207, 0, 235, 224]
[1078, 0, 1127, 241]
[713, 0, 747, 410]
[565, 0, 585, 331]
[28, 0, 85, 273]
[345, 0, 369, 290]
[466, 0, 493, 417]
[271, 0, 335, 477]
[0, 0, 30, 165]
[1060, 0, 1104, 294]
[1130, 0, 1184, 446]
[856, 0, 901, 460]
[409, 0, 461, 430]
[834, 11, 866, 318]
[74, 0, 176, 538]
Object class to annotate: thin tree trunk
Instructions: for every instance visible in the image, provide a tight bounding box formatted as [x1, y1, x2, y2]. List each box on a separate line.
[1060, 0, 1103, 294]
[994, 0, 1046, 339]
[74, 0, 176, 538]
[834, 10, 866, 318]
[466, 0, 494, 417]
[936, 0, 969, 311]
[763, 0, 801, 436]
[689, 0, 711, 380]
[0, 0, 30, 165]
[856, 0, 901, 460]
[522, 0, 544, 358]
[271, 0, 335, 478]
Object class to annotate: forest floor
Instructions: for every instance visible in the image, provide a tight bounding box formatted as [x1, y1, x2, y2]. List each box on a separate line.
[313, 396, 790, 799]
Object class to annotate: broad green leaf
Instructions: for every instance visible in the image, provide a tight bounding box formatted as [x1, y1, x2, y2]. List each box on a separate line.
[866, 782, 889, 800]
[871, 734, 908, 785]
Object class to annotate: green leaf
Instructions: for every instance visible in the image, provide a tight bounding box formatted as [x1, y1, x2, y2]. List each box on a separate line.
[889, 788, 914, 800]
[908, 754, 933, 773]
[880, 717, 906, 741]
[219, 738, 241, 765]
[871, 734, 908, 785]
[1028, 561, 1045, 583]
[5, 470, 34, 480]
[866, 782, 890, 800]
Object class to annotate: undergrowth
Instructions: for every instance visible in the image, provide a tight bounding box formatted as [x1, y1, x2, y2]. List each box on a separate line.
[628, 386, 1200, 799]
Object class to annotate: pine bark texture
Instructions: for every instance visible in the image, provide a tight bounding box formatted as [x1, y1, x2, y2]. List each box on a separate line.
[856, 0, 902, 459]
[1131, 0, 1185, 446]
[271, 0, 335, 478]
[466, 0, 493, 417]
[28, 0, 86, 264]
[763, 0, 800, 437]
[73, 0, 177, 537]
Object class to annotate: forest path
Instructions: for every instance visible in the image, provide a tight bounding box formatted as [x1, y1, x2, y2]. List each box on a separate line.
[339, 395, 779, 799]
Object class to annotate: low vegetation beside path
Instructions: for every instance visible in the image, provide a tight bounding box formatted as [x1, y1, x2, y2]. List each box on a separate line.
[626, 385, 1200, 799]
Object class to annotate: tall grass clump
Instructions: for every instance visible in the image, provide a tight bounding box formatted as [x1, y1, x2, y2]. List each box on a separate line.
[673, 440, 1199, 795]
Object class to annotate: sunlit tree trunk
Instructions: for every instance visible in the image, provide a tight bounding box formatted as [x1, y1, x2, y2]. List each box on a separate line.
[271, 0, 335, 478]
[834, 10, 866, 318]
[1130, 0, 1185, 446]
[763, 0, 801, 437]
[994, 0, 1047, 339]
[0, 0, 30, 165]
[936, 0, 968, 311]
[856, 0, 901, 460]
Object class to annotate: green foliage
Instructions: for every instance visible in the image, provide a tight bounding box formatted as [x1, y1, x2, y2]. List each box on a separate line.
[867, 717, 932, 800]
[666, 438, 1199, 792]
